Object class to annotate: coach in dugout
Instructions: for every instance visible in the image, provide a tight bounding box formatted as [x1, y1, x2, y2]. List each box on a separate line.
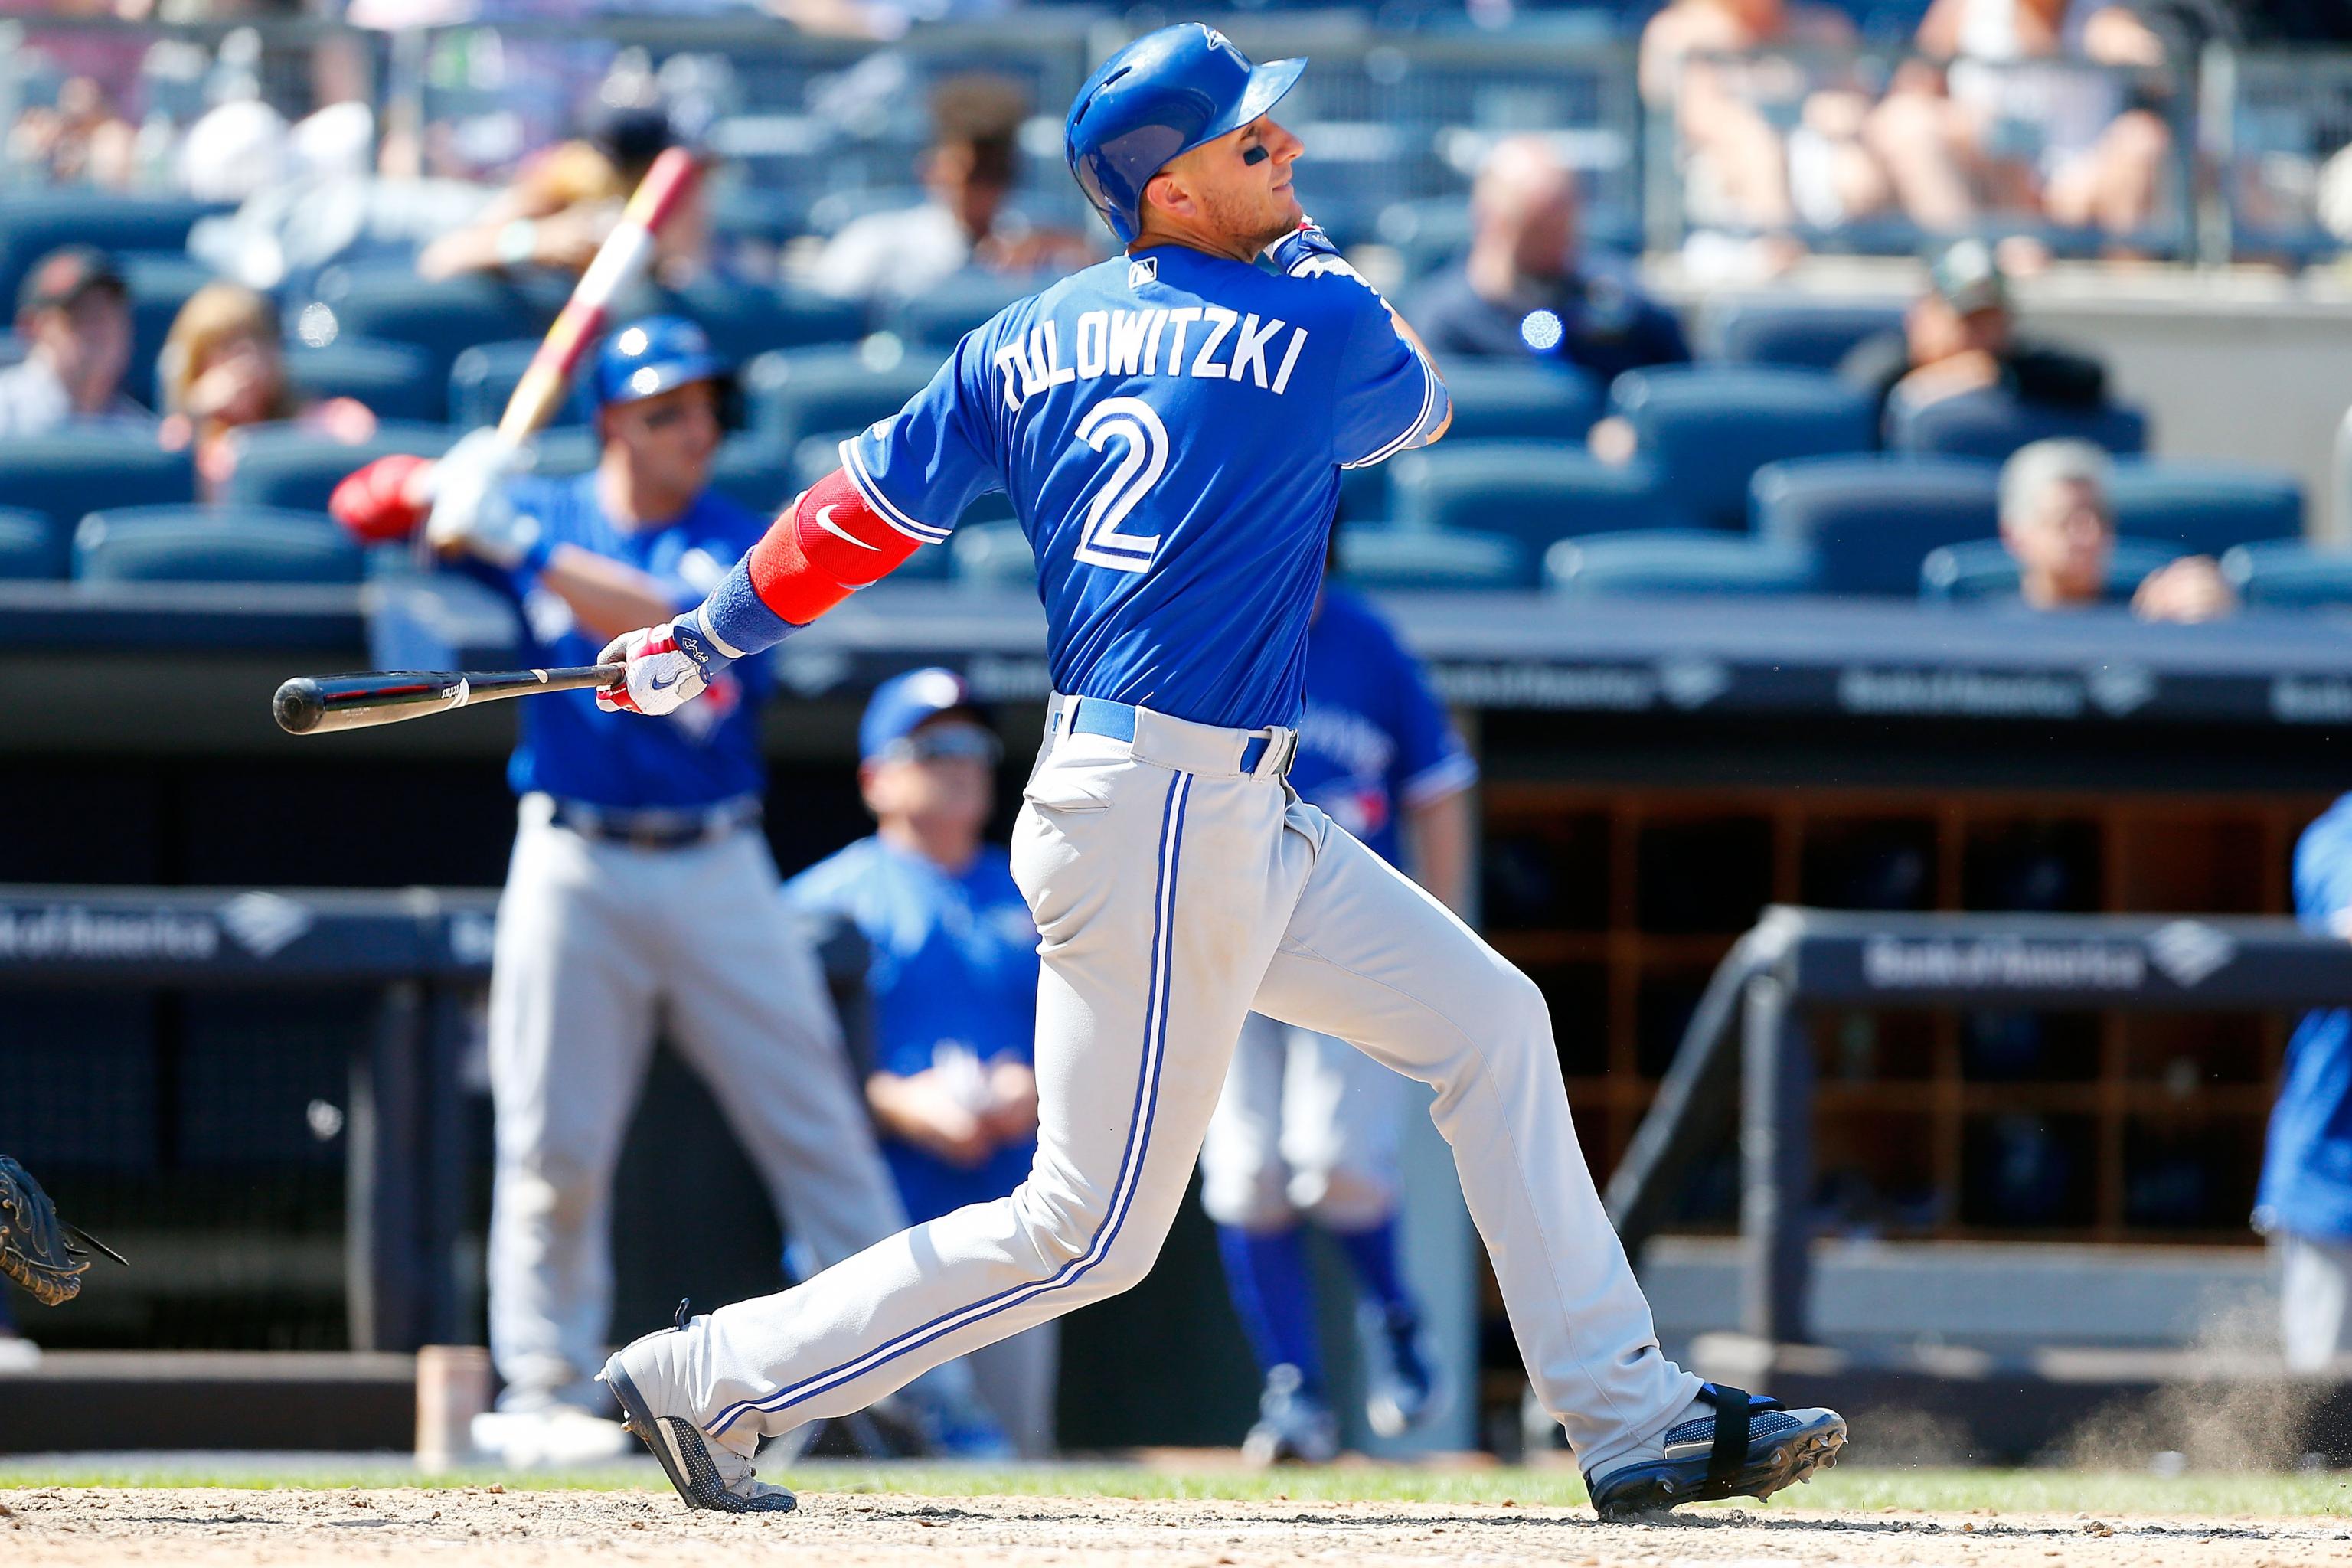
[784, 671, 1056, 1456]
[328, 317, 987, 1465]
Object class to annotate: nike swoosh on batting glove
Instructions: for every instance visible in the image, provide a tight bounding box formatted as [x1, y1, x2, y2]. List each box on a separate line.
[596, 615, 730, 717]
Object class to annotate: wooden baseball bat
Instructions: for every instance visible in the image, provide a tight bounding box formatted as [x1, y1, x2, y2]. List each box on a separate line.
[273, 665, 624, 737]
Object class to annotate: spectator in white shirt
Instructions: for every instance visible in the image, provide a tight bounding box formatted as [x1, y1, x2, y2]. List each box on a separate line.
[0, 247, 152, 439]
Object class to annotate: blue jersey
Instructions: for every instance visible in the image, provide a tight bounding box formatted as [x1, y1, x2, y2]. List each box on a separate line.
[2257, 793, 2352, 1241]
[475, 472, 772, 809]
[786, 836, 1040, 1223]
[843, 245, 1446, 731]
[1290, 586, 1475, 867]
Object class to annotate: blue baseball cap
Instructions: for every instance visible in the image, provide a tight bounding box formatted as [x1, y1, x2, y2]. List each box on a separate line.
[860, 668, 990, 763]
[591, 315, 727, 409]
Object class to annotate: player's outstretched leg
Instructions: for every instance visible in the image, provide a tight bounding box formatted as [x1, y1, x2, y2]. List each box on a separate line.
[1250, 808, 1847, 1514]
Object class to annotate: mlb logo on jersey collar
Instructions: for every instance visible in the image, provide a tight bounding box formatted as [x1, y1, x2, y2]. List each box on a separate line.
[1129, 256, 1158, 289]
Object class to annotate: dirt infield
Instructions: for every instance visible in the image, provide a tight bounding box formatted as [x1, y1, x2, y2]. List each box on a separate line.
[4, 1487, 2348, 1567]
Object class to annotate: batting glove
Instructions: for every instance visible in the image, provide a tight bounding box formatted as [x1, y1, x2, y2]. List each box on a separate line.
[424, 427, 543, 568]
[596, 615, 730, 717]
[1262, 217, 1358, 283]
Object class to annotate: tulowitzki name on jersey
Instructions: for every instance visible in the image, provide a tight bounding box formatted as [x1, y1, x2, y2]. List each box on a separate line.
[993, 308, 1308, 410]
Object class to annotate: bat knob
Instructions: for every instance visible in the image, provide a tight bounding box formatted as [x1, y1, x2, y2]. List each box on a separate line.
[273, 678, 325, 736]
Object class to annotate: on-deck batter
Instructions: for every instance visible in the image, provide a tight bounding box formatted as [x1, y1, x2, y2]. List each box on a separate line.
[593, 25, 1847, 1517]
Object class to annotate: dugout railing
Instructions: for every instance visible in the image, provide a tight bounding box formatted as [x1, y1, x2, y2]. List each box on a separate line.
[1604, 906, 2352, 1347]
[0, 884, 495, 1352]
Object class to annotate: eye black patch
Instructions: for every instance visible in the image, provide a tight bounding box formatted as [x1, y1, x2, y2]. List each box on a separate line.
[1243, 145, 1269, 166]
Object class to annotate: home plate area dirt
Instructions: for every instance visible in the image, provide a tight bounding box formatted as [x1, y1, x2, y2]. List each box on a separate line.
[5, 1488, 2350, 1568]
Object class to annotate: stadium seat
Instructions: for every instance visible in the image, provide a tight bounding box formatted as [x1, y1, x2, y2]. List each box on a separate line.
[221, 421, 455, 514]
[1919, 536, 2186, 602]
[2220, 541, 2352, 608]
[951, 521, 1034, 587]
[743, 345, 938, 451]
[882, 273, 1037, 348]
[0, 194, 223, 314]
[309, 267, 560, 386]
[122, 254, 220, 411]
[531, 430, 596, 478]
[74, 505, 364, 585]
[289, 336, 443, 424]
[1611, 366, 1880, 531]
[1441, 361, 1602, 443]
[450, 339, 587, 431]
[1752, 455, 2001, 596]
[0, 506, 66, 580]
[2105, 460, 2303, 557]
[645, 279, 865, 358]
[1703, 298, 1906, 371]
[1388, 444, 1690, 560]
[1338, 524, 1528, 590]
[0, 434, 194, 529]
[1886, 387, 2149, 462]
[710, 438, 796, 519]
[1544, 530, 1815, 596]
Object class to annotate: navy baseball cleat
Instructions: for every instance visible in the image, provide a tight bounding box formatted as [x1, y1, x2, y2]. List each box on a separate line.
[1584, 1383, 1846, 1520]
[600, 1302, 797, 1514]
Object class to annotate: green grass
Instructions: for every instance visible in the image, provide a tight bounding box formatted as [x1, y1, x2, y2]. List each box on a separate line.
[2, 1461, 2349, 1517]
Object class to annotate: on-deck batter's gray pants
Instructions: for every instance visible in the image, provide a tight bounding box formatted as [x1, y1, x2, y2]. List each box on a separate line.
[1201, 1011, 1409, 1233]
[485, 795, 911, 1413]
[634, 700, 1700, 1472]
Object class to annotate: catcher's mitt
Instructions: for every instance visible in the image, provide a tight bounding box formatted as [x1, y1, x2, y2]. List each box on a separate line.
[0, 1155, 126, 1308]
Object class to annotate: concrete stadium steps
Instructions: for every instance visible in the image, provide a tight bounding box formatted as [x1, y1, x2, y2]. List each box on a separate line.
[0, 1352, 414, 1453]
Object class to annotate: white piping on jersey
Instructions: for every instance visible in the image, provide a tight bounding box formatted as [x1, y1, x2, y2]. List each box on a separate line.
[838, 439, 952, 544]
[994, 307, 1309, 412]
[1341, 344, 1445, 471]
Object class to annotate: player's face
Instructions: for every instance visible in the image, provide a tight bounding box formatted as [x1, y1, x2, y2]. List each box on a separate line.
[1152, 114, 1305, 252]
[601, 379, 720, 493]
[863, 718, 997, 844]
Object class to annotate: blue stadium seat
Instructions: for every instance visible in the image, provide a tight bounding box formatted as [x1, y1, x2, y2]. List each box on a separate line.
[709, 438, 795, 520]
[0, 506, 65, 580]
[651, 279, 865, 358]
[529, 429, 596, 478]
[743, 345, 938, 451]
[74, 505, 364, 584]
[1705, 299, 1906, 370]
[0, 434, 194, 529]
[1338, 524, 1527, 590]
[1612, 366, 1880, 531]
[221, 421, 455, 514]
[1544, 530, 1815, 596]
[882, 273, 1038, 348]
[289, 336, 443, 424]
[450, 338, 586, 432]
[2220, 541, 2352, 608]
[1752, 455, 2001, 596]
[1389, 444, 1690, 560]
[310, 267, 560, 385]
[2105, 460, 2302, 557]
[121, 254, 220, 411]
[1886, 387, 2148, 462]
[1442, 361, 1602, 443]
[1919, 535, 2185, 601]
[0, 194, 223, 314]
[951, 521, 1035, 587]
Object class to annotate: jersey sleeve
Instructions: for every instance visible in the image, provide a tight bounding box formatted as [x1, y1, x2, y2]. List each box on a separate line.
[1383, 622, 1478, 808]
[2297, 800, 2352, 939]
[1328, 281, 1449, 471]
[839, 329, 1008, 546]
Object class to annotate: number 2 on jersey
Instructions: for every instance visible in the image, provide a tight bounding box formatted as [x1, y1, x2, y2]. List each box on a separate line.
[1071, 397, 1168, 574]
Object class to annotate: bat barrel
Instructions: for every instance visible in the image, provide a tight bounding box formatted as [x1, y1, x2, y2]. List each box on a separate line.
[273, 672, 466, 735]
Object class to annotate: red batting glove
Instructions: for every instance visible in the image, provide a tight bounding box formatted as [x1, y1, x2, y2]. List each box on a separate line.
[329, 452, 433, 544]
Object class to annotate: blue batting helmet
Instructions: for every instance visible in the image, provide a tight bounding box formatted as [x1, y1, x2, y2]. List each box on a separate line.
[591, 315, 727, 409]
[1063, 24, 1306, 244]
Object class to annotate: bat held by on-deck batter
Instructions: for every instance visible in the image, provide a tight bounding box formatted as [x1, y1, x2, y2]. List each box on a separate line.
[273, 665, 623, 736]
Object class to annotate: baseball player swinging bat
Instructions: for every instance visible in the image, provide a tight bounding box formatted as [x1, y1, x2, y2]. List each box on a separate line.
[273, 665, 622, 736]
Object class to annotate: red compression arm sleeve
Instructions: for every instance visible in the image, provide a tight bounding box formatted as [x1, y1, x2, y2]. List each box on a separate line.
[746, 466, 925, 624]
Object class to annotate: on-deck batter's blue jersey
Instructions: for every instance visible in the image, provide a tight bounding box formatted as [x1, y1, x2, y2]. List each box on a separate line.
[844, 244, 1445, 731]
[786, 836, 1040, 1223]
[473, 472, 773, 809]
[1289, 586, 1476, 867]
[2257, 792, 2352, 1242]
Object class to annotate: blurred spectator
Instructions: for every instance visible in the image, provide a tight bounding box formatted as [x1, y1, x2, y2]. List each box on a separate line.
[0, 247, 150, 439]
[1639, 0, 1867, 234]
[1407, 136, 1690, 381]
[416, 106, 710, 285]
[2256, 794, 2352, 1375]
[1838, 239, 2105, 429]
[802, 74, 1096, 307]
[1997, 437, 2237, 619]
[156, 281, 377, 499]
[3, 73, 137, 190]
[1860, 0, 2171, 240]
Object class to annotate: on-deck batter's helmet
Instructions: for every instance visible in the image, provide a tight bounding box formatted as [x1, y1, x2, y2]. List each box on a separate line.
[591, 315, 727, 409]
[1063, 24, 1306, 244]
